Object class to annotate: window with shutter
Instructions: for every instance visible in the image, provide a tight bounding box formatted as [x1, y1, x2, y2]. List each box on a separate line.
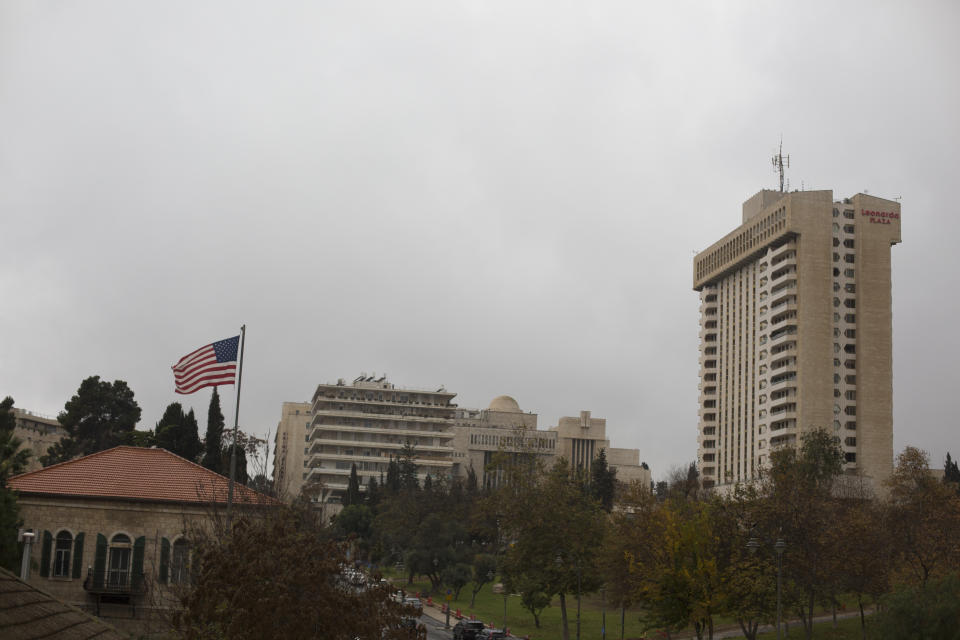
[39, 530, 52, 578]
[53, 531, 72, 577]
[132, 536, 146, 590]
[72, 532, 85, 579]
[159, 538, 170, 583]
[94, 534, 107, 589]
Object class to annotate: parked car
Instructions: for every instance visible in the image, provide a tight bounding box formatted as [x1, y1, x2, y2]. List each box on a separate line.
[384, 617, 427, 640]
[478, 629, 509, 639]
[452, 620, 487, 639]
[403, 597, 423, 614]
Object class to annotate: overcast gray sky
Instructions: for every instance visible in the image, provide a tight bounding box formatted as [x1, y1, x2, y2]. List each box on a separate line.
[2, 1, 958, 480]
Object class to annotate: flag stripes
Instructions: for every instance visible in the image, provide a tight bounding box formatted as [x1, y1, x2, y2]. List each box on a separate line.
[172, 335, 240, 394]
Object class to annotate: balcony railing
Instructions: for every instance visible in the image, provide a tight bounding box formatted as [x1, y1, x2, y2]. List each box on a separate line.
[83, 569, 147, 595]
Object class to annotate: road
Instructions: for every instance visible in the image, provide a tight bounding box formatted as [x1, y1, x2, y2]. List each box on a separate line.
[419, 613, 452, 640]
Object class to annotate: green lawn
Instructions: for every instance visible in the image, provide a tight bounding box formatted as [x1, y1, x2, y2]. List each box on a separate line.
[383, 572, 664, 639]
[757, 614, 866, 639]
[381, 571, 872, 639]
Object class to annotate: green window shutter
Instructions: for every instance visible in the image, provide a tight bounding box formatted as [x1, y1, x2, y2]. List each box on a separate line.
[72, 532, 85, 579]
[94, 534, 107, 589]
[39, 531, 52, 578]
[133, 536, 146, 580]
[159, 538, 170, 583]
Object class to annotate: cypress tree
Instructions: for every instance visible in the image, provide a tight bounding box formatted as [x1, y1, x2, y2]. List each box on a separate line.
[203, 387, 224, 472]
[345, 464, 361, 506]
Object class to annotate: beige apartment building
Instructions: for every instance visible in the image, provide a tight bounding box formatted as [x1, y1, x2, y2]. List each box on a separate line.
[12, 408, 66, 472]
[272, 401, 313, 500]
[693, 189, 900, 491]
[552, 410, 651, 487]
[273, 375, 457, 506]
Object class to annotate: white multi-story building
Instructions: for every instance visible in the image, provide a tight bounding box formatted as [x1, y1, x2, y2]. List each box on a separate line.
[693, 189, 900, 492]
[274, 375, 457, 504]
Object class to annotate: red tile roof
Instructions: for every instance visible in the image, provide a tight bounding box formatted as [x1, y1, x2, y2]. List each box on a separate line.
[8, 446, 271, 505]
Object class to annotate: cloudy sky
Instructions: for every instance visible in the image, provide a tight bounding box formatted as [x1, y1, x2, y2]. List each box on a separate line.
[2, 1, 958, 479]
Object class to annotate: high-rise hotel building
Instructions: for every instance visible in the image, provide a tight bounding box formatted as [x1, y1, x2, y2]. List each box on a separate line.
[693, 189, 900, 491]
[273, 375, 457, 505]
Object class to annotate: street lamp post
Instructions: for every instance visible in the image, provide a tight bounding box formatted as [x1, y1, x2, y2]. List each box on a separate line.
[747, 536, 786, 640]
[600, 585, 606, 640]
[503, 591, 508, 632]
[774, 538, 785, 640]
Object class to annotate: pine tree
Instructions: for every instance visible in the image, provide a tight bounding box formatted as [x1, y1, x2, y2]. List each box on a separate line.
[42, 376, 141, 465]
[385, 457, 401, 493]
[155, 402, 202, 461]
[944, 452, 960, 493]
[590, 448, 617, 511]
[203, 387, 225, 472]
[0, 397, 29, 571]
[345, 463, 361, 506]
[366, 476, 380, 506]
[398, 441, 419, 492]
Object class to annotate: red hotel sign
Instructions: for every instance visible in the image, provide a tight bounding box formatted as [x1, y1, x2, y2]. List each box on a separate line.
[861, 209, 899, 225]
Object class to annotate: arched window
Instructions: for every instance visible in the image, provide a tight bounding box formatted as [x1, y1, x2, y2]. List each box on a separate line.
[171, 539, 190, 584]
[108, 533, 132, 588]
[53, 531, 72, 577]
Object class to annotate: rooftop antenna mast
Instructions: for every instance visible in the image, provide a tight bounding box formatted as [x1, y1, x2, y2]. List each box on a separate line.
[772, 138, 790, 192]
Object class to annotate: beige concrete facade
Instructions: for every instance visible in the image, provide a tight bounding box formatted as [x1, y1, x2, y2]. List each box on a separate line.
[275, 375, 458, 506]
[551, 410, 651, 487]
[272, 401, 313, 500]
[13, 408, 66, 472]
[694, 189, 900, 491]
[17, 495, 211, 636]
[451, 395, 556, 488]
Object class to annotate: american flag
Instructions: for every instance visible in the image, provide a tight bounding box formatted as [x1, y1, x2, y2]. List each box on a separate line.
[172, 335, 240, 394]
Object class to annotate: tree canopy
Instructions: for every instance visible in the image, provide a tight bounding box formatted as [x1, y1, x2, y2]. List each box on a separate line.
[41, 376, 141, 465]
[174, 502, 413, 639]
[0, 397, 30, 571]
[154, 402, 203, 462]
[202, 386, 224, 472]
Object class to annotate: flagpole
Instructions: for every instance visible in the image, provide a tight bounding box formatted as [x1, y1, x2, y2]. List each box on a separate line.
[227, 324, 246, 528]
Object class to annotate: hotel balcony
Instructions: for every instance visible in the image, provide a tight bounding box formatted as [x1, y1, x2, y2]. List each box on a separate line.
[311, 408, 456, 426]
[770, 373, 797, 390]
[309, 422, 454, 443]
[769, 417, 796, 433]
[770, 340, 797, 356]
[769, 327, 798, 345]
[770, 293, 797, 311]
[770, 356, 796, 371]
[771, 265, 796, 281]
[310, 435, 453, 457]
[769, 241, 796, 262]
[768, 405, 797, 421]
[770, 279, 797, 295]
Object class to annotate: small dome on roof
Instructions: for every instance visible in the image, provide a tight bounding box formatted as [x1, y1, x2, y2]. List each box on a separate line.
[488, 395, 521, 412]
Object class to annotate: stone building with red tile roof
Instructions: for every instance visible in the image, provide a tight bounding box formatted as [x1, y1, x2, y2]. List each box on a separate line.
[8, 446, 272, 637]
